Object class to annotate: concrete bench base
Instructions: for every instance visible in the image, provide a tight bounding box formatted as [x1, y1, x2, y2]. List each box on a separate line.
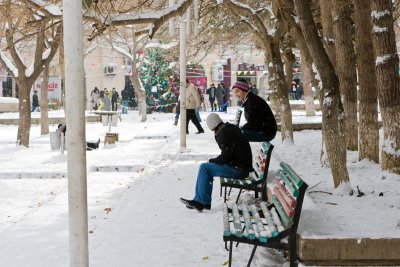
[298, 237, 400, 266]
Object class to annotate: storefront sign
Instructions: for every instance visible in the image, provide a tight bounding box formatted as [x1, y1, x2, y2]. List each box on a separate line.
[33, 76, 62, 101]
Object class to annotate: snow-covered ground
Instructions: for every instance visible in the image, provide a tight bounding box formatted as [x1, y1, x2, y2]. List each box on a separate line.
[0, 108, 399, 267]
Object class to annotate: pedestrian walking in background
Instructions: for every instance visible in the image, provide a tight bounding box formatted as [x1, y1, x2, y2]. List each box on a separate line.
[31, 90, 39, 112]
[195, 82, 204, 122]
[185, 79, 204, 134]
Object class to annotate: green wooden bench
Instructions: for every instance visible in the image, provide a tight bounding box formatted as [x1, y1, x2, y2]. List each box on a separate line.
[234, 108, 242, 126]
[220, 141, 274, 203]
[222, 161, 308, 267]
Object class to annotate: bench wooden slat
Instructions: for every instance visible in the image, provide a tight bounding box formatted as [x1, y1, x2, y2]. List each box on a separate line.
[278, 169, 299, 198]
[234, 109, 242, 126]
[232, 204, 243, 237]
[222, 204, 231, 237]
[274, 179, 297, 208]
[258, 154, 267, 163]
[256, 161, 265, 172]
[253, 162, 264, 179]
[249, 205, 268, 243]
[260, 202, 279, 237]
[262, 142, 272, 152]
[273, 187, 295, 218]
[272, 195, 293, 228]
[270, 206, 286, 232]
[280, 161, 303, 188]
[241, 205, 256, 240]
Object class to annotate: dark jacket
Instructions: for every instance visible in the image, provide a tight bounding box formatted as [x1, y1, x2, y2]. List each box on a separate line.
[206, 86, 216, 100]
[209, 123, 253, 172]
[32, 93, 39, 107]
[242, 91, 277, 141]
[112, 91, 119, 102]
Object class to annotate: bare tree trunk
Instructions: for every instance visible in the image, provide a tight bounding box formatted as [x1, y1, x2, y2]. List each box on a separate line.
[332, 0, 358, 151]
[282, 47, 295, 95]
[16, 81, 32, 146]
[40, 64, 50, 135]
[371, 0, 400, 174]
[267, 57, 281, 120]
[320, 0, 336, 66]
[301, 55, 316, 116]
[294, 0, 350, 188]
[131, 74, 147, 122]
[131, 34, 147, 122]
[354, 0, 379, 162]
[270, 42, 293, 142]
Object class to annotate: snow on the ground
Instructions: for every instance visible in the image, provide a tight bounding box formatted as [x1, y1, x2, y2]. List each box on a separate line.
[0, 108, 399, 267]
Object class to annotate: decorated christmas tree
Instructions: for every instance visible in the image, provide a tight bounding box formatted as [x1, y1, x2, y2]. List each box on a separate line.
[140, 49, 179, 112]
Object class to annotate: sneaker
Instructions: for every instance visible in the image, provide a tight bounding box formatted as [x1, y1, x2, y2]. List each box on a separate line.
[204, 204, 211, 210]
[179, 198, 204, 211]
[195, 130, 204, 134]
[173, 120, 178, 126]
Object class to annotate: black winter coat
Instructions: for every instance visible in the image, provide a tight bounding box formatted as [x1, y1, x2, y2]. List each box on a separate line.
[209, 123, 253, 172]
[32, 94, 39, 107]
[242, 92, 277, 141]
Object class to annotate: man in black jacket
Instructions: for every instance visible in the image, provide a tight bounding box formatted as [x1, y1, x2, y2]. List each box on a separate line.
[180, 113, 252, 211]
[32, 90, 39, 112]
[233, 80, 277, 142]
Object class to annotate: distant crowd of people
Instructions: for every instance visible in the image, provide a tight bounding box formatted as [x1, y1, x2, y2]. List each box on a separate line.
[90, 87, 120, 111]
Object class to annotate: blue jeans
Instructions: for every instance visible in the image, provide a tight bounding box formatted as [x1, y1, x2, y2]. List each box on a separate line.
[241, 129, 270, 142]
[193, 162, 249, 205]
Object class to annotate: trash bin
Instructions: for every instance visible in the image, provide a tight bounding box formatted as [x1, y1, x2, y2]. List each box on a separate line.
[50, 131, 61, 150]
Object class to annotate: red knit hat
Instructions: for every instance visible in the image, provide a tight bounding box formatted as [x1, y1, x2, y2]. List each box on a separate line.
[232, 81, 250, 92]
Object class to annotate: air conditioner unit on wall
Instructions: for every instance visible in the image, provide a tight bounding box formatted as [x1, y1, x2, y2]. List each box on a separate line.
[212, 65, 223, 81]
[104, 64, 117, 75]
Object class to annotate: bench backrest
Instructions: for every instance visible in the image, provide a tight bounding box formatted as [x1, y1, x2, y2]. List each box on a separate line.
[272, 161, 308, 233]
[234, 109, 242, 126]
[250, 141, 274, 182]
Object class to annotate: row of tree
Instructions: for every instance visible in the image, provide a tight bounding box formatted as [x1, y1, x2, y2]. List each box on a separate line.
[188, 0, 400, 187]
[0, 0, 399, 188]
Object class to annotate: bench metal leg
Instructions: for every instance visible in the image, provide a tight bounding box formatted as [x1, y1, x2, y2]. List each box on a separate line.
[228, 186, 233, 196]
[228, 241, 233, 267]
[235, 189, 243, 203]
[224, 186, 227, 203]
[236, 225, 246, 247]
[289, 233, 298, 267]
[220, 185, 222, 197]
[247, 245, 257, 267]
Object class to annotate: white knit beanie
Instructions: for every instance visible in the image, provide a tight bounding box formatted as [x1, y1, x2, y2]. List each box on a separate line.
[206, 113, 223, 130]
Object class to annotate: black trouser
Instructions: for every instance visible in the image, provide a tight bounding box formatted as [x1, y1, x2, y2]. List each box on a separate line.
[209, 99, 216, 111]
[112, 101, 118, 111]
[186, 109, 204, 133]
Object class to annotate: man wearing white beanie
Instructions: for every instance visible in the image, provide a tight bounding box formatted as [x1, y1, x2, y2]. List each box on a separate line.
[180, 113, 252, 211]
